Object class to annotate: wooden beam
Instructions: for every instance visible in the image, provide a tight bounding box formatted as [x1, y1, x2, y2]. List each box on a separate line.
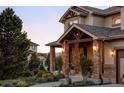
[68, 38, 92, 44]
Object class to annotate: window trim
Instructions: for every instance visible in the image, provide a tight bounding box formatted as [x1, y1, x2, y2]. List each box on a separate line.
[112, 16, 121, 27]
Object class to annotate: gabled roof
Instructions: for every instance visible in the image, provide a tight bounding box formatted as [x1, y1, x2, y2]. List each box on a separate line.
[76, 24, 124, 38]
[60, 6, 121, 23]
[46, 24, 124, 46]
[30, 41, 39, 46]
[57, 24, 124, 43]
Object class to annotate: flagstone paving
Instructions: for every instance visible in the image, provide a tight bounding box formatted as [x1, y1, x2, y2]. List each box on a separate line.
[94, 84, 124, 87]
[31, 81, 61, 87]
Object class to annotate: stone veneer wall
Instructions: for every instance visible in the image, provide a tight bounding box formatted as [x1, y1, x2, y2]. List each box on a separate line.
[92, 40, 101, 78]
[103, 64, 116, 83]
[62, 41, 69, 75]
[73, 43, 80, 74]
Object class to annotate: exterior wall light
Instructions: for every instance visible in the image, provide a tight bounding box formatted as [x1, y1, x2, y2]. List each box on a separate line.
[110, 49, 115, 57]
[93, 45, 97, 52]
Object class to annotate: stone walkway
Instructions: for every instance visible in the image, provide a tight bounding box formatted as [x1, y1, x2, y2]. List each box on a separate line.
[31, 81, 61, 87]
[31, 75, 83, 87]
[94, 84, 124, 87]
[31, 82, 124, 87]
[31, 74, 124, 87]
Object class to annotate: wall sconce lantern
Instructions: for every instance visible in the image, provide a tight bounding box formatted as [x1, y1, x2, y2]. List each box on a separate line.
[93, 44, 97, 52]
[110, 49, 115, 57]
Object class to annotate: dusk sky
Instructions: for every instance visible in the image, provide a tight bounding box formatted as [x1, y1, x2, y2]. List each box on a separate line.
[0, 6, 108, 53]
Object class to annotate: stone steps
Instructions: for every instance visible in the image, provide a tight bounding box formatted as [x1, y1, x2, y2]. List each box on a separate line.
[59, 75, 83, 84]
[59, 75, 111, 85]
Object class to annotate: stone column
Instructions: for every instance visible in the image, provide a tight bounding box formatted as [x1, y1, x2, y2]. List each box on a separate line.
[62, 41, 69, 75]
[92, 40, 101, 78]
[50, 46, 56, 72]
[73, 43, 80, 74]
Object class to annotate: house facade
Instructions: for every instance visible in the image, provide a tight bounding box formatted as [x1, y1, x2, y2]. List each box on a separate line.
[37, 53, 47, 62]
[46, 6, 124, 84]
[28, 41, 39, 61]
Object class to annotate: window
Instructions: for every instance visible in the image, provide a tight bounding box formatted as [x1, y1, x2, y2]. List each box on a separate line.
[112, 16, 121, 26]
[32, 45, 36, 50]
[69, 20, 78, 25]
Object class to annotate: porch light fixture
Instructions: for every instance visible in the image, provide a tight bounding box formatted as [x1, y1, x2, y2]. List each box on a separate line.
[110, 49, 115, 57]
[76, 32, 80, 37]
[93, 44, 97, 52]
[74, 31, 83, 40]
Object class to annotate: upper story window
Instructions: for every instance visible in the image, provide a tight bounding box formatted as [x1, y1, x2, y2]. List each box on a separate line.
[32, 45, 36, 50]
[69, 20, 78, 25]
[112, 16, 121, 27]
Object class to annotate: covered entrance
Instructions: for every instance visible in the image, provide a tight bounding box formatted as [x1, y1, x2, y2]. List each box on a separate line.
[68, 41, 93, 75]
[116, 49, 124, 83]
[46, 24, 104, 79]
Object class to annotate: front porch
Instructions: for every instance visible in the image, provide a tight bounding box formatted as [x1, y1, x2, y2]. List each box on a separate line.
[46, 26, 104, 80]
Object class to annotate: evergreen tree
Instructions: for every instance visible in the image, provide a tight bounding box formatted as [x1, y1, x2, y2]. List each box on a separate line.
[29, 53, 40, 71]
[0, 8, 30, 79]
[45, 53, 50, 71]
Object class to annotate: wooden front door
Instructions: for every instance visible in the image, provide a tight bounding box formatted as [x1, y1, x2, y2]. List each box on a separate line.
[117, 49, 124, 83]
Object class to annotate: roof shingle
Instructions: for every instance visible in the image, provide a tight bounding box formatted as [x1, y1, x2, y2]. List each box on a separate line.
[76, 24, 124, 38]
[81, 6, 120, 16]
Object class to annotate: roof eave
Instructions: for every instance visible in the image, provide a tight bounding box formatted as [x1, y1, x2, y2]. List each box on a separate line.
[57, 24, 99, 43]
[104, 35, 124, 40]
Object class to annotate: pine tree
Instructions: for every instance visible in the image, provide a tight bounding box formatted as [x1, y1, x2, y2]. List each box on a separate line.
[0, 8, 30, 79]
[29, 53, 40, 71]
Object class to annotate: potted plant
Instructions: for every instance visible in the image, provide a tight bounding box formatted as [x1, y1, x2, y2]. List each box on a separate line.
[79, 56, 92, 81]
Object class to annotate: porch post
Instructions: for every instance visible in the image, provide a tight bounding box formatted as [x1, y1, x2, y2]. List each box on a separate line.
[73, 43, 80, 74]
[50, 46, 56, 72]
[92, 40, 102, 79]
[62, 41, 69, 75]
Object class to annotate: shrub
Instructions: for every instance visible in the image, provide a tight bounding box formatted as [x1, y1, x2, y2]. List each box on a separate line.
[79, 56, 93, 80]
[36, 71, 54, 81]
[0, 80, 19, 87]
[29, 53, 41, 71]
[54, 73, 65, 81]
[36, 71, 43, 77]
[16, 81, 29, 87]
[33, 69, 39, 75]
[21, 71, 32, 77]
[42, 72, 54, 81]
[20, 77, 36, 83]
[56, 55, 63, 73]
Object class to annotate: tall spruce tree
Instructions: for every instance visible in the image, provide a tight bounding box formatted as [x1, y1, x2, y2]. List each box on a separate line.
[0, 8, 30, 79]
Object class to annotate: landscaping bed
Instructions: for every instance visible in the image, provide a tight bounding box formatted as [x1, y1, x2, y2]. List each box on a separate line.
[0, 71, 65, 87]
